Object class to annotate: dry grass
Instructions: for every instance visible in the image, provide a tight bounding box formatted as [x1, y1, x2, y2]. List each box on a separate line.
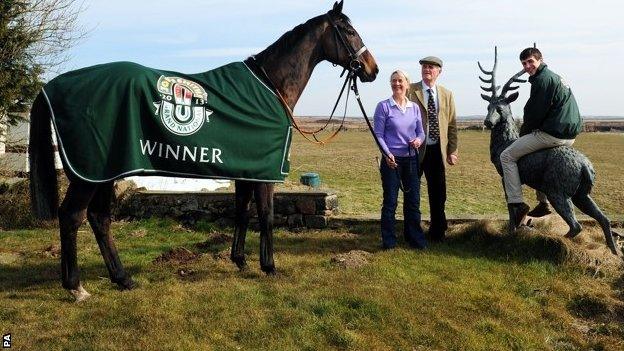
[288, 130, 624, 218]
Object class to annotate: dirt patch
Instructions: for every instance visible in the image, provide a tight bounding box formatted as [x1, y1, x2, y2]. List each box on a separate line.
[330, 250, 372, 269]
[176, 267, 196, 277]
[213, 248, 232, 261]
[130, 228, 147, 238]
[171, 224, 192, 233]
[0, 251, 23, 264]
[333, 232, 359, 239]
[42, 244, 61, 258]
[153, 247, 199, 264]
[195, 233, 232, 250]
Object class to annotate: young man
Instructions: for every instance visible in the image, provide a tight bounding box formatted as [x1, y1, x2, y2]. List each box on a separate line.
[408, 56, 458, 242]
[501, 47, 583, 228]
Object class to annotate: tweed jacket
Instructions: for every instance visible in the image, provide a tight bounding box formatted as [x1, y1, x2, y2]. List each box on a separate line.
[408, 81, 458, 167]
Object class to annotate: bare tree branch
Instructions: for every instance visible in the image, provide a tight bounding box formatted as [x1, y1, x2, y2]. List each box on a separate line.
[0, 0, 89, 124]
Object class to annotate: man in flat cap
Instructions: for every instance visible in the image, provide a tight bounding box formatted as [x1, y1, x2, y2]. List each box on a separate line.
[408, 56, 458, 242]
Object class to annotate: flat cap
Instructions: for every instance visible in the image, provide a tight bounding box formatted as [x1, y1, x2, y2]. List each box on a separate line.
[419, 56, 443, 68]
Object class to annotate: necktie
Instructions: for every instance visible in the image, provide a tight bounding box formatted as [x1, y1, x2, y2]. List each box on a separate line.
[427, 88, 440, 143]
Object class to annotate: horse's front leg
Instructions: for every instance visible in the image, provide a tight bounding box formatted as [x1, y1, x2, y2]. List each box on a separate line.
[231, 181, 254, 270]
[87, 182, 136, 290]
[254, 183, 275, 274]
[58, 181, 97, 302]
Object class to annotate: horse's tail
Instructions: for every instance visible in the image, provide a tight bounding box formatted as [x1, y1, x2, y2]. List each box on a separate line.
[29, 91, 59, 220]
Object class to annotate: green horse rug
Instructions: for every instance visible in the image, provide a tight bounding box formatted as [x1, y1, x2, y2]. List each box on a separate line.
[41, 61, 292, 183]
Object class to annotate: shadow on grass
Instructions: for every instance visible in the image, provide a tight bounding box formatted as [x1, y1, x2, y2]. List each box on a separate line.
[188, 221, 579, 266]
[0, 261, 60, 292]
[328, 220, 579, 266]
[437, 220, 577, 265]
[0, 259, 144, 293]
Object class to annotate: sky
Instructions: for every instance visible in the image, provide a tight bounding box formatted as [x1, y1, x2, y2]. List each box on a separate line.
[58, 0, 624, 118]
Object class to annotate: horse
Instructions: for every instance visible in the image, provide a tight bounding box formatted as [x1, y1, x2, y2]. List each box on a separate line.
[478, 47, 620, 256]
[28, 0, 378, 301]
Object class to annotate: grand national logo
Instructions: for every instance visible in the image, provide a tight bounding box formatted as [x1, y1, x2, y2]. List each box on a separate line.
[153, 76, 213, 136]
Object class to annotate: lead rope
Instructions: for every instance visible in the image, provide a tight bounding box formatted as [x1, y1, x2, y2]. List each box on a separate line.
[255, 60, 352, 145]
[351, 78, 410, 193]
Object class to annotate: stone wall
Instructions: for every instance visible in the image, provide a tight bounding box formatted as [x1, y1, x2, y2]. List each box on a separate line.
[114, 187, 339, 229]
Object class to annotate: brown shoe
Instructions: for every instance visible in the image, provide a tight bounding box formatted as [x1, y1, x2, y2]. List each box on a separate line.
[527, 202, 552, 217]
[508, 202, 530, 229]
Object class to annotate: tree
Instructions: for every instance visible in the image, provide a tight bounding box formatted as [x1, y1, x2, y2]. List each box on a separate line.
[0, 0, 86, 125]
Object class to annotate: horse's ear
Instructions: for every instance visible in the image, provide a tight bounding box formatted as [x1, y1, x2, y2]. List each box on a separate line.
[505, 92, 519, 104]
[333, 0, 344, 13]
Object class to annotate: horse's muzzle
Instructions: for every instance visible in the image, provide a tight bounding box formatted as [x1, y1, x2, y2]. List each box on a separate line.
[357, 51, 378, 82]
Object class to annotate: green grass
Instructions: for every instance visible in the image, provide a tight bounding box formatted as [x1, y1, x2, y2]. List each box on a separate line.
[1, 131, 623, 350]
[1, 131, 622, 230]
[288, 130, 624, 218]
[1, 219, 623, 350]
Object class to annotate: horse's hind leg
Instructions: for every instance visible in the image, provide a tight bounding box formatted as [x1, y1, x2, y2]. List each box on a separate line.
[231, 181, 254, 270]
[254, 183, 275, 274]
[572, 192, 620, 256]
[87, 182, 136, 290]
[58, 181, 97, 302]
[547, 193, 582, 238]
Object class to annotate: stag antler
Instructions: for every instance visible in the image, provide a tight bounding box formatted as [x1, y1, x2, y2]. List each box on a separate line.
[479, 46, 527, 102]
[478, 46, 500, 101]
[500, 70, 527, 98]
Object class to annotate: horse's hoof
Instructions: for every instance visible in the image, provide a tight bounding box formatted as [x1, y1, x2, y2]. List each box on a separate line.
[231, 255, 247, 270]
[261, 265, 276, 275]
[114, 276, 137, 290]
[69, 285, 91, 303]
[609, 246, 620, 257]
[564, 228, 582, 239]
[606, 241, 620, 256]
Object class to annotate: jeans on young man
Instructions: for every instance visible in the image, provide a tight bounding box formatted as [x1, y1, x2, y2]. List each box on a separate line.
[380, 155, 427, 249]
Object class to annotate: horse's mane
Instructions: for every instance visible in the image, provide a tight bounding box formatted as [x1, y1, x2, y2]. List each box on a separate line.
[255, 11, 351, 61]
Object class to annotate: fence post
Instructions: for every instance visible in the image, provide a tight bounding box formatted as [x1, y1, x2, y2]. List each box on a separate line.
[0, 112, 7, 155]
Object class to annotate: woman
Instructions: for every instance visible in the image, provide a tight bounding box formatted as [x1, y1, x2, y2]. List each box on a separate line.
[373, 70, 426, 249]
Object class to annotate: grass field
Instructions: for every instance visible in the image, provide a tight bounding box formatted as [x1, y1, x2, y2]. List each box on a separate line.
[1, 130, 623, 350]
[287, 130, 624, 218]
[1, 219, 623, 350]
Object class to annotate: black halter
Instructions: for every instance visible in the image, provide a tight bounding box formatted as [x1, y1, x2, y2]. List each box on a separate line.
[325, 13, 368, 73]
[326, 13, 411, 192]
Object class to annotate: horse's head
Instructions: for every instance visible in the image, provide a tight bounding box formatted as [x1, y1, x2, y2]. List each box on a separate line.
[323, 1, 378, 82]
[478, 47, 526, 129]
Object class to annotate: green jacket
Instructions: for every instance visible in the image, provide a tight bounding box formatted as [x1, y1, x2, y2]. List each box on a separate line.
[521, 64, 582, 139]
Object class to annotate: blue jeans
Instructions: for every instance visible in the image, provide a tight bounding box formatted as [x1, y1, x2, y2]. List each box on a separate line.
[380, 155, 426, 249]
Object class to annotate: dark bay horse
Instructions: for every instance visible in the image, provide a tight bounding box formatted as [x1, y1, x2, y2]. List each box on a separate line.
[29, 1, 378, 301]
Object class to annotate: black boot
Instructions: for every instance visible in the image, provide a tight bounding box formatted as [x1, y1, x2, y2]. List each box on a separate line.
[527, 202, 552, 217]
[507, 202, 530, 230]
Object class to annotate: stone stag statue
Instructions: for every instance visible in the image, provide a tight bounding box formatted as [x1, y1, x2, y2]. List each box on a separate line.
[478, 47, 620, 256]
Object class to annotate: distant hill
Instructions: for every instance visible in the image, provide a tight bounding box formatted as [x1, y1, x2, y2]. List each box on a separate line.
[293, 116, 624, 132]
